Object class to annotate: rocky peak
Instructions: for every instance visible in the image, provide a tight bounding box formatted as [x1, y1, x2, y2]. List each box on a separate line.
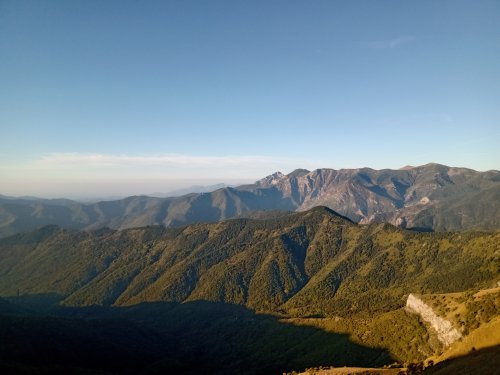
[287, 169, 310, 179]
[256, 171, 286, 187]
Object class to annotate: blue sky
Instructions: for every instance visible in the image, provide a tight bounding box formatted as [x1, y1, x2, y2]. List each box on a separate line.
[1, 1, 499, 198]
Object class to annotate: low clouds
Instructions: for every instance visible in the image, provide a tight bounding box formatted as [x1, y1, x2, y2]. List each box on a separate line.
[2, 152, 320, 184]
[33, 153, 318, 172]
[369, 36, 417, 50]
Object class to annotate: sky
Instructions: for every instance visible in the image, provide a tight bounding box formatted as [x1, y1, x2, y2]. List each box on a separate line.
[1, 0, 499, 199]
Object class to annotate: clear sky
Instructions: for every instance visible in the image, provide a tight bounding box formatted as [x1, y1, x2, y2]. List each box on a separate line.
[1, 1, 499, 199]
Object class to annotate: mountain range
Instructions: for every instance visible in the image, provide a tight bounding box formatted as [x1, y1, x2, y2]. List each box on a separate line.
[149, 182, 231, 197]
[1, 163, 499, 238]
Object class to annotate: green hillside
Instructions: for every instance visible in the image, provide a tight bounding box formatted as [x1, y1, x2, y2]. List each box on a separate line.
[0, 208, 500, 316]
[1, 207, 497, 315]
[0, 207, 498, 374]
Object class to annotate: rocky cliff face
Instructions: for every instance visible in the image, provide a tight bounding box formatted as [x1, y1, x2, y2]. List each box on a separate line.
[250, 163, 500, 231]
[406, 294, 462, 347]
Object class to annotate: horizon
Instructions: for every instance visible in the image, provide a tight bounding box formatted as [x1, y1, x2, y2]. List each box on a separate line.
[1, 162, 497, 201]
[1, 1, 499, 199]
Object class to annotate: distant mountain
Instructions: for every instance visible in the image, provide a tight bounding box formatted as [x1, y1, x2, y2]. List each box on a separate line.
[150, 183, 230, 197]
[1, 163, 499, 237]
[249, 163, 500, 231]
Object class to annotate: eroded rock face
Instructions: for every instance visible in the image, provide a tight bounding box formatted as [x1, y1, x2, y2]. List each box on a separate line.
[406, 294, 462, 347]
[254, 164, 500, 231]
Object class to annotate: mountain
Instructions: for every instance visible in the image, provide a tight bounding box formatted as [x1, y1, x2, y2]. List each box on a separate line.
[1, 163, 499, 237]
[1, 207, 497, 315]
[0, 207, 498, 373]
[289, 287, 500, 375]
[150, 182, 231, 197]
[249, 163, 500, 231]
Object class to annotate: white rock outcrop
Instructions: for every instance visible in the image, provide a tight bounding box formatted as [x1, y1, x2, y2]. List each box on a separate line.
[406, 293, 462, 347]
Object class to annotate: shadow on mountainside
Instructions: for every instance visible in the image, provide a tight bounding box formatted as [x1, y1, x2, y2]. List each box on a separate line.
[0, 294, 395, 375]
[423, 345, 500, 375]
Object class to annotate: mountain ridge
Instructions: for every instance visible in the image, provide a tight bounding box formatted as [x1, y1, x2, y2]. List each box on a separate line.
[1, 163, 499, 237]
[1, 206, 497, 316]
